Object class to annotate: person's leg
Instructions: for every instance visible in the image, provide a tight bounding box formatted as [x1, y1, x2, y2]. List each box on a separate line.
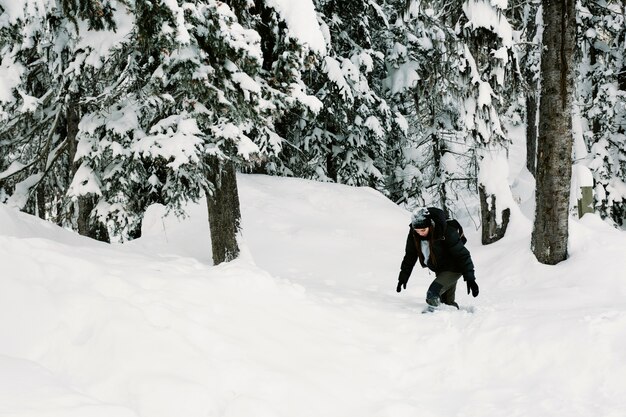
[426, 271, 462, 307]
[440, 283, 459, 309]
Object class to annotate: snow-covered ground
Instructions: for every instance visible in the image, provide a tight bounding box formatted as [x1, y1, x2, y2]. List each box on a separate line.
[1, 174, 625, 417]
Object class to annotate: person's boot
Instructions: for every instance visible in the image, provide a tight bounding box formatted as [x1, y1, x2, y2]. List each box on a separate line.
[426, 282, 443, 307]
[426, 296, 440, 307]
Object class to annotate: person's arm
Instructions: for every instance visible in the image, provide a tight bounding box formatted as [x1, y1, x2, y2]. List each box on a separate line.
[445, 229, 479, 297]
[397, 231, 417, 291]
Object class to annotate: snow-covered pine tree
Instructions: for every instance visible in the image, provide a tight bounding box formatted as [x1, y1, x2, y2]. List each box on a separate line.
[380, 0, 465, 210]
[382, 0, 518, 229]
[224, 0, 324, 175]
[274, 0, 395, 190]
[0, 0, 123, 241]
[70, 0, 270, 261]
[458, 0, 521, 243]
[70, 0, 322, 262]
[576, 0, 626, 226]
[380, 0, 521, 242]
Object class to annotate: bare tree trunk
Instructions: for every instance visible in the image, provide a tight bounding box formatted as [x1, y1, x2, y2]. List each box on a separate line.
[618, 6, 626, 118]
[524, 7, 540, 177]
[617, 53, 626, 94]
[36, 183, 46, 219]
[589, 46, 601, 136]
[423, 95, 447, 214]
[206, 158, 241, 265]
[479, 185, 511, 244]
[385, 129, 404, 203]
[66, 99, 109, 242]
[432, 134, 448, 215]
[526, 91, 538, 175]
[326, 153, 338, 182]
[531, 0, 575, 264]
[67, 101, 88, 235]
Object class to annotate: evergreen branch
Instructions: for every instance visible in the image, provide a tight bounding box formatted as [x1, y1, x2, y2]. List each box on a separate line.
[444, 150, 474, 158]
[80, 55, 136, 106]
[0, 159, 39, 182]
[0, 101, 64, 184]
[445, 177, 477, 182]
[36, 137, 70, 187]
[2, 137, 71, 204]
[580, 0, 625, 16]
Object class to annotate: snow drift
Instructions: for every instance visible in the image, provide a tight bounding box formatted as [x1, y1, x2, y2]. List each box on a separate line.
[1, 174, 625, 417]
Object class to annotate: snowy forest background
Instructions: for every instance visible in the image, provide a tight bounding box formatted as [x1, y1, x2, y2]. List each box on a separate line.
[0, 0, 625, 257]
[1, 3, 626, 415]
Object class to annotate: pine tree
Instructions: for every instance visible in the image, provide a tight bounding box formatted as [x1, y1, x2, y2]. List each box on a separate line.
[576, 0, 626, 226]
[67, 0, 322, 262]
[0, 0, 120, 241]
[383, 0, 519, 236]
[458, 0, 521, 243]
[381, 0, 468, 210]
[272, 0, 395, 191]
[70, 1, 275, 260]
[227, 0, 324, 176]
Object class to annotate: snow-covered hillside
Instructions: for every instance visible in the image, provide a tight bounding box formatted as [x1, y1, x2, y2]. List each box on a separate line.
[1, 174, 625, 417]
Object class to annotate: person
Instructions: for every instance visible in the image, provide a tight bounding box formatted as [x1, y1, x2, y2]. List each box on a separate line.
[396, 207, 479, 309]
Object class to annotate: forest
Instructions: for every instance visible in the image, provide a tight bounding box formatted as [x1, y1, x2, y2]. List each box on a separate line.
[0, 0, 624, 265]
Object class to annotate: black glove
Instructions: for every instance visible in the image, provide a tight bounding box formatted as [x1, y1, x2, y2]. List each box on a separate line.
[466, 279, 479, 297]
[396, 274, 408, 293]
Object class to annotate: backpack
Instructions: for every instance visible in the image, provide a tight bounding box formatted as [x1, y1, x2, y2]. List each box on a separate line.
[446, 218, 467, 244]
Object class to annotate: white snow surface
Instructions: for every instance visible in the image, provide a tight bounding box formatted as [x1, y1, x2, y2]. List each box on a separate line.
[1, 174, 626, 417]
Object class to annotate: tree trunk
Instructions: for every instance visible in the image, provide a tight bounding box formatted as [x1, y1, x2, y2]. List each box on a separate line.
[479, 185, 511, 244]
[253, 0, 277, 72]
[76, 196, 110, 242]
[36, 183, 46, 219]
[523, 3, 540, 177]
[426, 97, 447, 214]
[432, 132, 448, 215]
[326, 153, 338, 182]
[617, 47, 626, 91]
[67, 99, 110, 242]
[385, 129, 404, 203]
[531, 0, 575, 264]
[206, 158, 241, 265]
[618, 9, 626, 130]
[589, 45, 601, 136]
[525, 91, 538, 175]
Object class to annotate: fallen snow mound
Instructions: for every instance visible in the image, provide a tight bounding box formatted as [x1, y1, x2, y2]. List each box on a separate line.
[1, 174, 625, 417]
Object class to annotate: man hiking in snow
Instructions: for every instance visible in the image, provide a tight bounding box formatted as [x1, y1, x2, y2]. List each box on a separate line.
[396, 207, 479, 310]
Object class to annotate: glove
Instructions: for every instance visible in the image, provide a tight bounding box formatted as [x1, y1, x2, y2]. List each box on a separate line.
[466, 279, 479, 297]
[396, 273, 408, 293]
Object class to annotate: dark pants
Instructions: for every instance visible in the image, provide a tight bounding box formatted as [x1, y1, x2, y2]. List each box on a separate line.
[426, 271, 462, 306]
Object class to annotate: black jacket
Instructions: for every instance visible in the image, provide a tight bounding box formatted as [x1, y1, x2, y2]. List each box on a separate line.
[398, 207, 475, 284]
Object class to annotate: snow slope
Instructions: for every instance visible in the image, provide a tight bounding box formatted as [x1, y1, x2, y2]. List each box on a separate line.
[1, 174, 625, 417]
